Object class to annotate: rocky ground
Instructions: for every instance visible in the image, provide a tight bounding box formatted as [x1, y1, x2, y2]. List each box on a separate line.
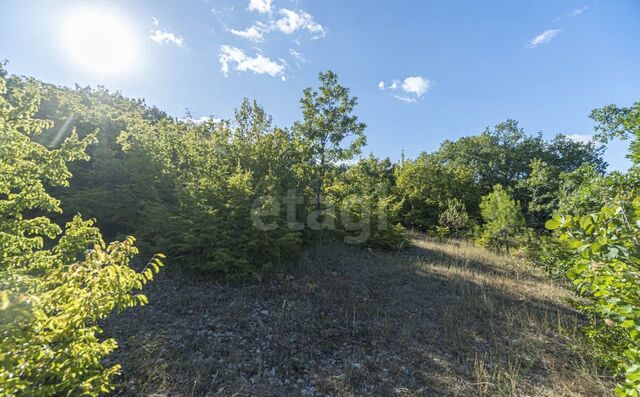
[104, 237, 612, 396]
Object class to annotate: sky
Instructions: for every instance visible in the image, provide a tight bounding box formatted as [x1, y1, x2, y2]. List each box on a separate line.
[1, 0, 639, 171]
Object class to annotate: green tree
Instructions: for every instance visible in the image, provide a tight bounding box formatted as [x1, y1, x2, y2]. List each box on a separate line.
[397, 120, 604, 231]
[477, 185, 525, 252]
[592, 102, 640, 164]
[119, 99, 302, 278]
[395, 152, 476, 229]
[0, 67, 162, 395]
[438, 198, 472, 237]
[544, 102, 640, 396]
[516, 159, 559, 230]
[293, 71, 366, 214]
[330, 155, 407, 249]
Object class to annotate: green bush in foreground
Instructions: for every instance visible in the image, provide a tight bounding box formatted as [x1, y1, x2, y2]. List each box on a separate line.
[0, 66, 162, 396]
[547, 198, 640, 396]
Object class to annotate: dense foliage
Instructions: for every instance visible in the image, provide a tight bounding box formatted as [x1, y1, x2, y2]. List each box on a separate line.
[476, 185, 526, 252]
[0, 67, 162, 396]
[437, 198, 472, 238]
[545, 102, 640, 396]
[547, 199, 640, 395]
[1, 61, 637, 395]
[394, 119, 605, 231]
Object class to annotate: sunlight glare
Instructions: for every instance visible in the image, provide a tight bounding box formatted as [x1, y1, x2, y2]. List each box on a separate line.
[62, 8, 138, 76]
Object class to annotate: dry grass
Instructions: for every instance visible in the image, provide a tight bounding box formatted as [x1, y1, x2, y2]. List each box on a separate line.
[103, 236, 613, 396]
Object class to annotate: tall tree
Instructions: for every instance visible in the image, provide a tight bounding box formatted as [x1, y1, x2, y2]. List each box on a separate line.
[293, 70, 366, 213]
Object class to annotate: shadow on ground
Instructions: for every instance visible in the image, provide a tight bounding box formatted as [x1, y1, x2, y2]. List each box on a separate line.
[103, 238, 611, 396]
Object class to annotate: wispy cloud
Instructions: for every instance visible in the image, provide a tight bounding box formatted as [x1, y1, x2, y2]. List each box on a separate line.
[150, 30, 184, 47]
[379, 76, 430, 103]
[219, 45, 287, 80]
[181, 115, 223, 124]
[394, 95, 416, 104]
[229, 22, 268, 42]
[289, 48, 307, 67]
[227, 8, 325, 42]
[568, 6, 589, 17]
[528, 29, 562, 48]
[248, 0, 272, 14]
[555, 5, 589, 21]
[273, 9, 325, 38]
[221, 2, 325, 79]
[149, 17, 184, 47]
[566, 134, 593, 144]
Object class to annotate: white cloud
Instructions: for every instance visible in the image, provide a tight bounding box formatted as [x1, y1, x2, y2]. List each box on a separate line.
[394, 95, 416, 104]
[274, 9, 325, 38]
[555, 6, 589, 21]
[181, 115, 223, 124]
[219, 45, 286, 80]
[248, 0, 272, 14]
[289, 48, 307, 67]
[230, 23, 267, 42]
[380, 76, 430, 103]
[528, 29, 562, 48]
[229, 9, 325, 43]
[289, 48, 304, 60]
[150, 29, 184, 47]
[568, 6, 589, 17]
[401, 76, 429, 97]
[149, 18, 184, 47]
[566, 134, 593, 144]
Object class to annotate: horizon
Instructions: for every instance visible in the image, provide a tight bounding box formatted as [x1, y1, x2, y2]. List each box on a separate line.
[1, 0, 638, 171]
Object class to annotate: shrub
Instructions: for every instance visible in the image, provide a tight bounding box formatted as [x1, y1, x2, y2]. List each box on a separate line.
[547, 198, 640, 395]
[476, 185, 526, 252]
[0, 66, 162, 396]
[438, 198, 472, 238]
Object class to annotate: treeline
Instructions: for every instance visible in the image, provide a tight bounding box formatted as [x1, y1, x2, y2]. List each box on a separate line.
[1, 62, 639, 395]
[35, 72, 605, 269]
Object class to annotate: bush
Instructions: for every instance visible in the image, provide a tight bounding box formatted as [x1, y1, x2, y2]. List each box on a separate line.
[0, 67, 161, 396]
[476, 185, 526, 252]
[547, 198, 640, 395]
[437, 198, 472, 238]
[331, 156, 408, 249]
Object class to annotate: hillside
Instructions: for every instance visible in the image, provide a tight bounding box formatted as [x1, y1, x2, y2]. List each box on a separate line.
[104, 236, 611, 396]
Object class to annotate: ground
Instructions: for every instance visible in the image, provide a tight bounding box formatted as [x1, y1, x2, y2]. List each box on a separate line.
[104, 236, 612, 396]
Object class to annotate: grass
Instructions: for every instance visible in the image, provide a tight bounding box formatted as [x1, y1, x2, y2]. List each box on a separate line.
[103, 235, 613, 396]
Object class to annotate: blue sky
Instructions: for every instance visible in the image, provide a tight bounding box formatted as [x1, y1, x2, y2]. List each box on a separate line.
[1, 0, 639, 171]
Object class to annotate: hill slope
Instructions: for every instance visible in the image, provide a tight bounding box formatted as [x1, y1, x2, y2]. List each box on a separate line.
[104, 237, 611, 396]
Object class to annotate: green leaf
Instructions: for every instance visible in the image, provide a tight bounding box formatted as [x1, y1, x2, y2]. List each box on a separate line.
[545, 218, 561, 230]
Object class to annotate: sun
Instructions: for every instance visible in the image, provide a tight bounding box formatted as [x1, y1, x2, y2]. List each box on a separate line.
[61, 8, 138, 76]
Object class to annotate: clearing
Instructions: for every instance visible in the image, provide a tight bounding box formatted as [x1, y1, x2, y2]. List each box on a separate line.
[104, 236, 611, 396]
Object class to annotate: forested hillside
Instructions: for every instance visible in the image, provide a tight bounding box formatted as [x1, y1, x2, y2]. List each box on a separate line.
[1, 62, 640, 395]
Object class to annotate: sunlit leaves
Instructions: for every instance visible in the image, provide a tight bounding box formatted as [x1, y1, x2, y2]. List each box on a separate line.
[0, 67, 162, 396]
[549, 198, 640, 396]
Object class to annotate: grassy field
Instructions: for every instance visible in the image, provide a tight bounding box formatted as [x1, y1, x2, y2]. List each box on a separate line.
[104, 236, 612, 396]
